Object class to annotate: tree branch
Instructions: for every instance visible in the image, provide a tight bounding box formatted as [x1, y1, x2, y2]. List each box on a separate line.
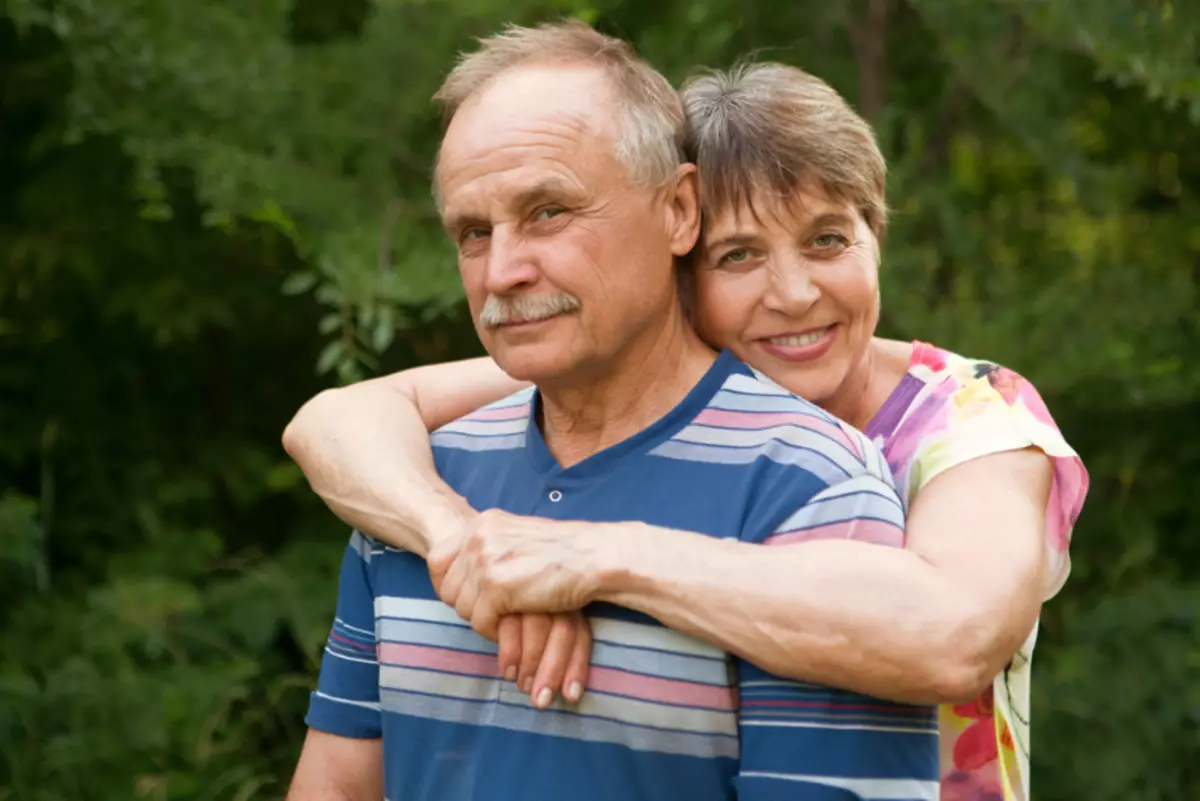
[848, 0, 892, 126]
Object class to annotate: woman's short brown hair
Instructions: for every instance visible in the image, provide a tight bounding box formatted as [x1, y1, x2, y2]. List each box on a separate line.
[681, 62, 888, 240]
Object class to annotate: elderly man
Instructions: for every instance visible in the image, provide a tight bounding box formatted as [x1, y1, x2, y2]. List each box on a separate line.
[287, 21, 936, 801]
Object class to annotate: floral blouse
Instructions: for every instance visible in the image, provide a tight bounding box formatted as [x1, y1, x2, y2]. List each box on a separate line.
[863, 342, 1089, 801]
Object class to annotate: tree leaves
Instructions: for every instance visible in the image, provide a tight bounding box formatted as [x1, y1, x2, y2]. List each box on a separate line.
[0, 2, 1197, 799]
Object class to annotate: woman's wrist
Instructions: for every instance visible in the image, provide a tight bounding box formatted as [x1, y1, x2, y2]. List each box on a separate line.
[408, 489, 477, 556]
[588, 521, 689, 605]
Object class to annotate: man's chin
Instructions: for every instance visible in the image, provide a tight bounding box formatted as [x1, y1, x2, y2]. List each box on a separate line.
[488, 344, 578, 386]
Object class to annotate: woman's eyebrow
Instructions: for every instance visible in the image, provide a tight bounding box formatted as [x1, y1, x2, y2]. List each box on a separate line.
[705, 233, 758, 250]
[803, 212, 857, 232]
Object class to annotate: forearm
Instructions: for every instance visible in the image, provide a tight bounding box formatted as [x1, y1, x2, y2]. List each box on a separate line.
[286, 730, 382, 801]
[283, 382, 471, 555]
[595, 526, 995, 705]
[284, 357, 526, 554]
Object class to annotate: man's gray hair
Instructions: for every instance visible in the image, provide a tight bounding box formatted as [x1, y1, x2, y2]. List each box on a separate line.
[681, 62, 889, 241]
[432, 20, 685, 199]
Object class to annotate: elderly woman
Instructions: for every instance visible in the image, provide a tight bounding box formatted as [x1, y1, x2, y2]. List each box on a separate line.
[283, 63, 1088, 801]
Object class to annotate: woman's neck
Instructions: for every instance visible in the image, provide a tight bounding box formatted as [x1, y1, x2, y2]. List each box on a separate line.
[822, 337, 914, 431]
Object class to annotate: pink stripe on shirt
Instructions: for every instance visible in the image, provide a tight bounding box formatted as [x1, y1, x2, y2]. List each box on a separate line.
[377, 643, 735, 710]
[465, 404, 531, 422]
[378, 642, 499, 677]
[587, 666, 736, 711]
[694, 409, 863, 461]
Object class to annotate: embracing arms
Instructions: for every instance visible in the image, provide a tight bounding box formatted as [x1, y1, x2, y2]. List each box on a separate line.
[284, 358, 1051, 705]
[283, 359, 594, 704]
[283, 357, 527, 556]
[428, 447, 1049, 705]
[594, 447, 1050, 702]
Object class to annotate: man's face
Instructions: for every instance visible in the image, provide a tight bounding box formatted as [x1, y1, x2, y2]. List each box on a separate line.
[437, 64, 694, 385]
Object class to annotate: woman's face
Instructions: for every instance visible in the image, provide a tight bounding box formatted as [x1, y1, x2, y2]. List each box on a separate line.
[693, 183, 881, 409]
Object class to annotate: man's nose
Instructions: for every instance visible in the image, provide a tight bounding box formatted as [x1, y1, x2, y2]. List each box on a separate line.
[483, 226, 540, 295]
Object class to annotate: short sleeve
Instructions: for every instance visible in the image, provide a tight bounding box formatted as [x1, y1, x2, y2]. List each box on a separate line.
[739, 411, 907, 549]
[885, 360, 1089, 598]
[733, 433, 938, 797]
[763, 471, 907, 549]
[305, 531, 383, 738]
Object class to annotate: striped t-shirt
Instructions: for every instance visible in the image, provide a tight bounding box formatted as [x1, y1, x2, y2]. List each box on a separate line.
[305, 349, 939, 800]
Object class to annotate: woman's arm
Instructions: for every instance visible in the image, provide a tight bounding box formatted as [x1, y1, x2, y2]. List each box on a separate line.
[282, 357, 529, 555]
[285, 358, 595, 706]
[557, 448, 1052, 705]
[441, 443, 1051, 705]
[286, 359, 1053, 705]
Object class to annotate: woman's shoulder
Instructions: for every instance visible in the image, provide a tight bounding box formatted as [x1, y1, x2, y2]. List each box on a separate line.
[906, 340, 1006, 383]
[872, 338, 1015, 387]
[883, 342, 1088, 598]
[880, 338, 1081, 492]
[901, 340, 1057, 421]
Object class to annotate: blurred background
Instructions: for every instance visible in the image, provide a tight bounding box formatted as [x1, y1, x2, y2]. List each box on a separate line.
[1, 1, 1196, 799]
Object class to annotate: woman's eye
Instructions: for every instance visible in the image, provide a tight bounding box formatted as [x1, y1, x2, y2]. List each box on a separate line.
[720, 248, 751, 264]
[461, 228, 489, 242]
[812, 233, 848, 249]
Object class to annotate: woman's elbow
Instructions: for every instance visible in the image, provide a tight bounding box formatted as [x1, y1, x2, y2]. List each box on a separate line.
[925, 657, 996, 704]
[282, 388, 341, 461]
[925, 613, 1028, 704]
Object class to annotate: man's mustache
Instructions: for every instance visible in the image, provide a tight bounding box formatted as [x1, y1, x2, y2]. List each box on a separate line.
[479, 293, 581, 327]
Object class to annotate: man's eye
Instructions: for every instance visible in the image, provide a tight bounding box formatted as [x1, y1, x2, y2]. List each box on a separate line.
[535, 206, 565, 221]
[461, 227, 490, 242]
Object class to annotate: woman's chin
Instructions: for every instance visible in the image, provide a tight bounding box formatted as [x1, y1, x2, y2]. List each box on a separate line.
[766, 368, 842, 407]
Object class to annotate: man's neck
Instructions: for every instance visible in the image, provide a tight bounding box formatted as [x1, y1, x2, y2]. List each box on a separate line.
[538, 311, 716, 469]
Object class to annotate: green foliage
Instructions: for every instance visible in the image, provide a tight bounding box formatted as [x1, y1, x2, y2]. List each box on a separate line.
[1, 1, 1197, 799]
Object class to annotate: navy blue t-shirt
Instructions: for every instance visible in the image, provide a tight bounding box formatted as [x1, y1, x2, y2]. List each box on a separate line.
[306, 350, 939, 800]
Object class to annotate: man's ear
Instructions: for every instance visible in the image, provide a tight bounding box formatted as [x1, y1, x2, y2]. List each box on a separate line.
[665, 163, 701, 257]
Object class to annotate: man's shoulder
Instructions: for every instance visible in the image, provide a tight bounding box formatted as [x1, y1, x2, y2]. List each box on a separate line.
[652, 367, 888, 488]
[720, 368, 852, 422]
[430, 387, 534, 452]
[695, 370, 904, 546]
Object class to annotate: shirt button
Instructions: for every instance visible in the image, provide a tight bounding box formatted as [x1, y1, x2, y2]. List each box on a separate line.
[548, 489, 563, 503]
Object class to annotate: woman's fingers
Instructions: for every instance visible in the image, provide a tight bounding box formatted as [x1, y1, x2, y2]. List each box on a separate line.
[496, 615, 522, 682]
[562, 613, 593, 703]
[533, 613, 591, 709]
[517, 614, 553, 696]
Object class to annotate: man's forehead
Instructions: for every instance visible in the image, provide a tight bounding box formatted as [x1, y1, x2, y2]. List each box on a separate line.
[441, 65, 615, 157]
[462, 63, 613, 119]
[436, 65, 620, 217]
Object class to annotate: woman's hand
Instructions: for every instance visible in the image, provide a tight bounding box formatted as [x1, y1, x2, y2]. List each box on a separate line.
[496, 612, 593, 709]
[427, 509, 630, 710]
[428, 509, 625, 634]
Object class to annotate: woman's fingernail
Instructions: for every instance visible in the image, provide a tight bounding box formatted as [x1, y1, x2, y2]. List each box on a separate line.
[522, 677, 533, 694]
[566, 681, 582, 702]
[535, 688, 553, 708]
[504, 665, 517, 682]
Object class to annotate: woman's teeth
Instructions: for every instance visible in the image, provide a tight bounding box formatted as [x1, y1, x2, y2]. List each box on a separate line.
[769, 328, 829, 347]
